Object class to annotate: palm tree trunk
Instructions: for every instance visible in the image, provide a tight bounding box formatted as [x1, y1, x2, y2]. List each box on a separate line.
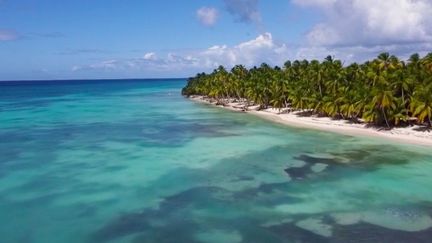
[382, 107, 390, 128]
[401, 88, 409, 121]
[401, 88, 405, 104]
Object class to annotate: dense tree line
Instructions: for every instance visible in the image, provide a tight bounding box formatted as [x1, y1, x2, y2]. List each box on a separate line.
[182, 53, 432, 128]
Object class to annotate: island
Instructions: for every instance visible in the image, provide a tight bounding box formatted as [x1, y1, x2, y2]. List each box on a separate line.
[182, 53, 432, 146]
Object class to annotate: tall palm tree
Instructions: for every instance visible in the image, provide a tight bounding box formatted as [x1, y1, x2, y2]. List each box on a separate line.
[367, 87, 394, 128]
[411, 83, 432, 126]
[421, 53, 432, 73]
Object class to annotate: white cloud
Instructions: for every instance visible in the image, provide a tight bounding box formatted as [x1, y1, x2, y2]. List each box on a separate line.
[196, 7, 219, 26]
[143, 52, 157, 60]
[0, 29, 19, 41]
[293, 0, 432, 46]
[237, 32, 274, 49]
[198, 32, 289, 67]
[182, 32, 288, 68]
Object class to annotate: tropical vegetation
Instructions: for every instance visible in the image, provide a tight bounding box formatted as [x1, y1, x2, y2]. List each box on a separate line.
[182, 52, 432, 128]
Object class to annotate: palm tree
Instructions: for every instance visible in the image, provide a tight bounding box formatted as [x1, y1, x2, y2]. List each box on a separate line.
[376, 52, 401, 71]
[411, 83, 432, 126]
[336, 88, 360, 120]
[421, 53, 432, 73]
[388, 98, 408, 126]
[182, 52, 432, 129]
[367, 87, 394, 128]
[391, 69, 412, 104]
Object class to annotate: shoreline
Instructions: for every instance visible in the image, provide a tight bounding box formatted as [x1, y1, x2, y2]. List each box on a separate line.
[189, 95, 432, 147]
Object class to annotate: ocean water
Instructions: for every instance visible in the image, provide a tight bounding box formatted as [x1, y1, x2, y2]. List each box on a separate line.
[1, 79, 432, 243]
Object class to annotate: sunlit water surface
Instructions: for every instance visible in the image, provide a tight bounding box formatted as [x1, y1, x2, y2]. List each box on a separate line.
[1, 79, 432, 243]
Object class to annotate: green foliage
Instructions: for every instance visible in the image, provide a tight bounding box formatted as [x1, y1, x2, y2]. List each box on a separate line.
[181, 52, 432, 127]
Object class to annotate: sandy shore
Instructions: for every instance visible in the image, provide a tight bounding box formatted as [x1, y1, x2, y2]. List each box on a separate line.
[189, 95, 432, 147]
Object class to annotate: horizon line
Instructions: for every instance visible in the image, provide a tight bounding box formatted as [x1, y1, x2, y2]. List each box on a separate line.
[0, 77, 189, 82]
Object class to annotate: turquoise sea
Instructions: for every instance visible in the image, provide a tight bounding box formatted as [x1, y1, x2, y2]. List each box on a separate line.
[1, 79, 432, 243]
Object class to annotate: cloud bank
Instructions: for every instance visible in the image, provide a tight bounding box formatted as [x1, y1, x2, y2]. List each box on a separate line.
[293, 0, 432, 47]
[72, 33, 291, 76]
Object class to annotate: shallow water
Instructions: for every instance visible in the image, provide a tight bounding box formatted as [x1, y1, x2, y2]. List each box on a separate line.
[1, 79, 432, 243]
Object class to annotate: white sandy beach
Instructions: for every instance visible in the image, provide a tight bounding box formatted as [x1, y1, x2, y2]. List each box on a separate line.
[189, 95, 432, 147]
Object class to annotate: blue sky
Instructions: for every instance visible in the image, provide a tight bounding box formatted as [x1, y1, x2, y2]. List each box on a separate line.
[0, 0, 431, 80]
